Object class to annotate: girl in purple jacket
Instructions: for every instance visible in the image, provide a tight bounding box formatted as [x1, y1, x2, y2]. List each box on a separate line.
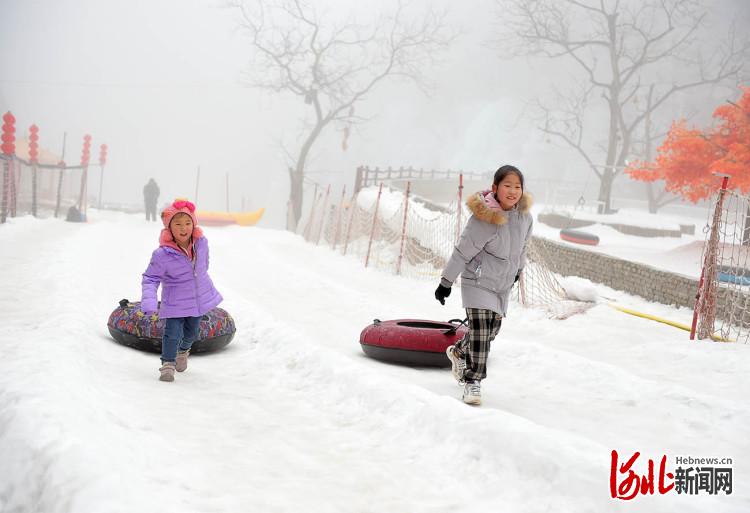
[141, 199, 223, 382]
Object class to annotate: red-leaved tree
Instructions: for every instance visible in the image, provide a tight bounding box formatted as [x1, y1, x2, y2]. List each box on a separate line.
[627, 87, 750, 203]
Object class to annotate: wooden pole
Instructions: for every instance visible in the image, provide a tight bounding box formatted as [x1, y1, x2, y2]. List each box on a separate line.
[32, 163, 38, 216]
[303, 184, 318, 241]
[0, 158, 9, 223]
[14, 159, 22, 216]
[396, 181, 411, 275]
[690, 173, 729, 340]
[342, 192, 358, 256]
[331, 184, 346, 250]
[9, 159, 17, 217]
[364, 183, 384, 268]
[315, 184, 331, 245]
[78, 165, 88, 213]
[98, 164, 105, 209]
[54, 132, 67, 218]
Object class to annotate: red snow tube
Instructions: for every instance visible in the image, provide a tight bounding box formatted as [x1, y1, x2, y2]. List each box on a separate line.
[559, 228, 600, 246]
[359, 319, 468, 367]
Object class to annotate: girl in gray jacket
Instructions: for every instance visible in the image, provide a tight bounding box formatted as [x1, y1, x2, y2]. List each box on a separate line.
[435, 165, 533, 405]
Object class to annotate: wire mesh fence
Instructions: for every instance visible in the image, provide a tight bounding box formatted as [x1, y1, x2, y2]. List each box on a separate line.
[695, 183, 750, 343]
[1, 155, 88, 222]
[299, 178, 594, 319]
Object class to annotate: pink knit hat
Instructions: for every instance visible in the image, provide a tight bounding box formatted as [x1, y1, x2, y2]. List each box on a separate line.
[161, 199, 198, 228]
[159, 199, 203, 244]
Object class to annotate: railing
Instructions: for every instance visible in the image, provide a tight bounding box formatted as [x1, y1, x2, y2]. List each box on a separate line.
[354, 166, 492, 192]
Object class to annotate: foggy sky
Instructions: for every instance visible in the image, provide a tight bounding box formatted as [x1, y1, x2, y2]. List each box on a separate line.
[1, 0, 747, 227]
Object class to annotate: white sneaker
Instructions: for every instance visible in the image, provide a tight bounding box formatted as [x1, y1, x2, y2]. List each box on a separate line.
[445, 345, 466, 385]
[462, 380, 481, 405]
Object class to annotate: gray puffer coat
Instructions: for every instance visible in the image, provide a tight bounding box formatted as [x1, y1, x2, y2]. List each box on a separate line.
[441, 190, 533, 315]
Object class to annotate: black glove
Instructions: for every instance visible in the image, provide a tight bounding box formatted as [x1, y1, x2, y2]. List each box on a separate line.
[435, 284, 452, 305]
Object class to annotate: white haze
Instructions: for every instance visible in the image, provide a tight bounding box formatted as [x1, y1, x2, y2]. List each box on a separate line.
[1, 0, 747, 228]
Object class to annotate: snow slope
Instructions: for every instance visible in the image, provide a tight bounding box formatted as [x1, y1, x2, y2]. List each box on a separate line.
[0, 211, 748, 513]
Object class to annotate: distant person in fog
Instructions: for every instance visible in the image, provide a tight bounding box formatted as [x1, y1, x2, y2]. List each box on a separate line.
[65, 204, 85, 223]
[143, 178, 160, 221]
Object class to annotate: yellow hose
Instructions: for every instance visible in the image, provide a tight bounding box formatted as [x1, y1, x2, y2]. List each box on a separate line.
[606, 302, 732, 342]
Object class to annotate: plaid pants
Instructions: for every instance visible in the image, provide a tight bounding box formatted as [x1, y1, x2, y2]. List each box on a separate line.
[455, 308, 502, 382]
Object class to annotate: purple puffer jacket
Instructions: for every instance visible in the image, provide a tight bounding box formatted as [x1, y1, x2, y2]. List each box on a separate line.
[141, 235, 223, 319]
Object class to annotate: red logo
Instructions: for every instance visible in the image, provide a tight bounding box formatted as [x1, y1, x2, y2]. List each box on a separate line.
[610, 450, 675, 500]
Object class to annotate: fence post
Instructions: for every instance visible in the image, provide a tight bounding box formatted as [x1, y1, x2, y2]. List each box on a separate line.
[315, 184, 331, 245]
[97, 164, 104, 210]
[456, 173, 464, 243]
[9, 159, 17, 217]
[32, 162, 38, 217]
[355, 166, 363, 193]
[302, 183, 319, 241]
[27, 124, 44, 216]
[331, 184, 346, 250]
[78, 165, 88, 214]
[691, 173, 730, 340]
[342, 192, 358, 256]
[78, 135, 91, 214]
[97, 144, 107, 210]
[364, 183, 384, 268]
[0, 158, 8, 223]
[396, 181, 411, 275]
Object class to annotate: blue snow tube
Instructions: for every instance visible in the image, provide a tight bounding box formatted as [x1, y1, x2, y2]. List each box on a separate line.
[717, 272, 750, 286]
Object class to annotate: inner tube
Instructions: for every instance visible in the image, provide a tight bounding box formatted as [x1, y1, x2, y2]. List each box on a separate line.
[359, 318, 468, 367]
[107, 299, 236, 353]
[560, 228, 600, 246]
[196, 208, 265, 227]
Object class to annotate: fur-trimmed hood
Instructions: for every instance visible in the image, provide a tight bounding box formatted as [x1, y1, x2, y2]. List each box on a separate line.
[466, 190, 533, 226]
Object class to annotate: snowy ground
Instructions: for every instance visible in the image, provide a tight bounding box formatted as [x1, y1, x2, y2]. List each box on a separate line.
[1, 210, 748, 513]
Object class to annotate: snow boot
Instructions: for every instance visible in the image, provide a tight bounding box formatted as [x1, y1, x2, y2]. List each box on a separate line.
[462, 380, 481, 405]
[175, 350, 190, 372]
[446, 345, 466, 385]
[159, 362, 176, 382]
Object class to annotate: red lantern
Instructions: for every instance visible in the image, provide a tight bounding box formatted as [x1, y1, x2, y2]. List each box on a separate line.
[1, 111, 16, 155]
[80, 134, 91, 166]
[28, 124, 39, 163]
[99, 143, 108, 165]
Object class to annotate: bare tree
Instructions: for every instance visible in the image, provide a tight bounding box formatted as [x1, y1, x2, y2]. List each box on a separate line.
[499, 0, 748, 213]
[230, 0, 452, 230]
[636, 84, 678, 213]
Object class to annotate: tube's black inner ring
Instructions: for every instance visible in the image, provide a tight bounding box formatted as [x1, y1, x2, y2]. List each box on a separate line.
[396, 321, 453, 329]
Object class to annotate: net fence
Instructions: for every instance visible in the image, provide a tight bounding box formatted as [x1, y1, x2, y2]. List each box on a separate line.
[695, 186, 750, 343]
[1, 155, 87, 221]
[300, 182, 594, 319]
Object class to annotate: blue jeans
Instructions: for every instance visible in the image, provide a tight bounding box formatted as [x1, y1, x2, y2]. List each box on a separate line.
[161, 316, 202, 363]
